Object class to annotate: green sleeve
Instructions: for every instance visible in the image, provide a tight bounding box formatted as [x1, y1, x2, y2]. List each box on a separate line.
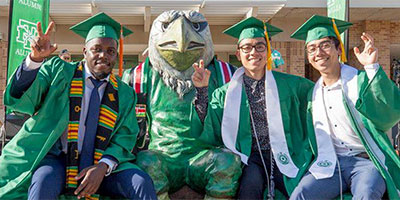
[356, 67, 400, 131]
[198, 87, 225, 147]
[103, 85, 138, 164]
[4, 57, 61, 115]
[121, 68, 132, 85]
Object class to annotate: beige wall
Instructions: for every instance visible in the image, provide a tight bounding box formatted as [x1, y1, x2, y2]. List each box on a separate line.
[347, 20, 398, 75]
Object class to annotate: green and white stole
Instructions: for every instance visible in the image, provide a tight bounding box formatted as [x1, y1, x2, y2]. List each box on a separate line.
[65, 63, 119, 199]
[221, 67, 299, 178]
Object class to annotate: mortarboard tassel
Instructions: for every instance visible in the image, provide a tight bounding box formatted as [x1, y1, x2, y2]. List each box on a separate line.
[263, 20, 273, 71]
[118, 25, 124, 77]
[331, 18, 347, 63]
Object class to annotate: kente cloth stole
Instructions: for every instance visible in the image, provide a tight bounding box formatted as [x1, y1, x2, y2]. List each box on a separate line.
[65, 63, 119, 199]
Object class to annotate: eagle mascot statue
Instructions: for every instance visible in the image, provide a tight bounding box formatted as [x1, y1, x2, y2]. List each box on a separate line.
[122, 10, 242, 199]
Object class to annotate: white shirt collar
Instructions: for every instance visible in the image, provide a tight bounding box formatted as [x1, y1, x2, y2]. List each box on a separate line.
[321, 64, 346, 90]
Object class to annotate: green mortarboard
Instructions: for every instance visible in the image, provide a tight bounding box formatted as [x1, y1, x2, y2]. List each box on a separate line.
[70, 12, 133, 43]
[223, 17, 283, 43]
[290, 15, 352, 44]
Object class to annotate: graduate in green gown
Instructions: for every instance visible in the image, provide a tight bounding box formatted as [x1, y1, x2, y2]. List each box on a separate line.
[0, 12, 156, 199]
[193, 17, 314, 199]
[290, 15, 400, 200]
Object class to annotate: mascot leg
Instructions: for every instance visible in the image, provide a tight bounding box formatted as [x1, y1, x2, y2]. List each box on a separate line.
[187, 148, 242, 199]
[136, 150, 170, 199]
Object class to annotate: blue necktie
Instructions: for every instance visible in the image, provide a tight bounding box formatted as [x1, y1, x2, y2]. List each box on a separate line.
[79, 77, 104, 171]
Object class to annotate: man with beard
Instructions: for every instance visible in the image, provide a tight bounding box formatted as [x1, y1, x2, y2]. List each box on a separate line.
[192, 17, 314, 199]
[290, 15, 400, 200]
[0, 12, 156, 200]
[122, 10, 241, 199]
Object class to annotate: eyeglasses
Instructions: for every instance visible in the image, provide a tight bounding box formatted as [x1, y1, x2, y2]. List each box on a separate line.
[239, 43, 267, 53]
[306, 40, 334, 55]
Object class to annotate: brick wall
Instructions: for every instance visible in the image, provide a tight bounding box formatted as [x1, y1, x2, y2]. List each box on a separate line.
[0, 41, 7, 123]
[365, 21, 391, 75]
[390, 21, 400, 44]
[348, 20, 395, 76]
[272, 41, 306, 77]
[347, 21, 365, 70]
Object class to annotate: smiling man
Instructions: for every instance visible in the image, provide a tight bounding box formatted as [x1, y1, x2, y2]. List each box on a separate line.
[0, 12, 156, 200]
[290, 15, 400, 199]
[193, 17, 314, 199]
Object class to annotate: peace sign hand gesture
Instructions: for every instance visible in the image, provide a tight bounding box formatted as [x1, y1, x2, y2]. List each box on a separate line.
[191, 59, 211, 88]
[353, 32, 378, 66]
[30, 21, 57, 62]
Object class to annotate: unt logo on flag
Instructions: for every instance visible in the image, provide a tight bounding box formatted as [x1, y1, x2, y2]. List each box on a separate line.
[16, 19, 38, 50]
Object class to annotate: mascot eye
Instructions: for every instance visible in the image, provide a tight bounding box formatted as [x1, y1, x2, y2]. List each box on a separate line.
[192, 22, 200, 31]
[161, 22, 169, 32]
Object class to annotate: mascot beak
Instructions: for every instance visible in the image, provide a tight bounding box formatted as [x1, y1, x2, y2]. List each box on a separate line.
[157, 16, 206, 71]
[158, 16, 205, 53]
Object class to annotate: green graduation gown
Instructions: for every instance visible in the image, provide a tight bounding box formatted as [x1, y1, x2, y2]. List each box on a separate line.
[306, 66, 400, 199]
[199, 70, 315, 195]
[0, 57, 139, 199]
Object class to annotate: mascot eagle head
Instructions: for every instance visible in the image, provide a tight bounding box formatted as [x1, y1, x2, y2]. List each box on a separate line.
[149, 10, 214, 98]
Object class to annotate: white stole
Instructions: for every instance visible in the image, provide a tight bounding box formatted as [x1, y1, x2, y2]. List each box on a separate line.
[308, 77, 337, 179]
[309, 64, 385, 179]
[221, 67, 299, 178]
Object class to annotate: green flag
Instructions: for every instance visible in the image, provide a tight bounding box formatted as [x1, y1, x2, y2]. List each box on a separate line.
[6, 0, 49, 115]
[7, 0, 50, 83]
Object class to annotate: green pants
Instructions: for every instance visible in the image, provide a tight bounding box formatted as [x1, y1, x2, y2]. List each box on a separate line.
[136, 148, 242, 198]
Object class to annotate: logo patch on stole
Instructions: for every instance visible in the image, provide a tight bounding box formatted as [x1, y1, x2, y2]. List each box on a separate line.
[317, 160, 333, 167]
[108, 93, 116, 101]
[277, 152, 290, 165]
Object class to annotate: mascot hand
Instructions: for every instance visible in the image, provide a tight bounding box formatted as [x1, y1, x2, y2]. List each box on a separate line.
[192, 59, 211, 88]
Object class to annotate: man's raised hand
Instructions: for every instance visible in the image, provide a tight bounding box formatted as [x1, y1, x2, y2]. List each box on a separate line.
[30, 21, 57, 62]
[354, 32, 378, 66]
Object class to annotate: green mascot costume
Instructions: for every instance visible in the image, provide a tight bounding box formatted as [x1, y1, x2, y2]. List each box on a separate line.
[122, 10, 241, 199]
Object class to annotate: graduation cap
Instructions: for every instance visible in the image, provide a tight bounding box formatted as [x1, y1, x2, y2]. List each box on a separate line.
[223, 17, 282, 43]
[70, 12, 133, 43]
[223, 17, 283, 70]
[291, 15, 352, 62]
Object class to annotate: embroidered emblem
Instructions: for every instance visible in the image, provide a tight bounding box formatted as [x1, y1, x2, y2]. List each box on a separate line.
[96, 135, 106, 142]
[277, 152, 289, 165]
[108, 93, 116, 102]
[317, 160, 333, 167]
[74, 150, 79, 160]
[74, 106, 81, 112]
